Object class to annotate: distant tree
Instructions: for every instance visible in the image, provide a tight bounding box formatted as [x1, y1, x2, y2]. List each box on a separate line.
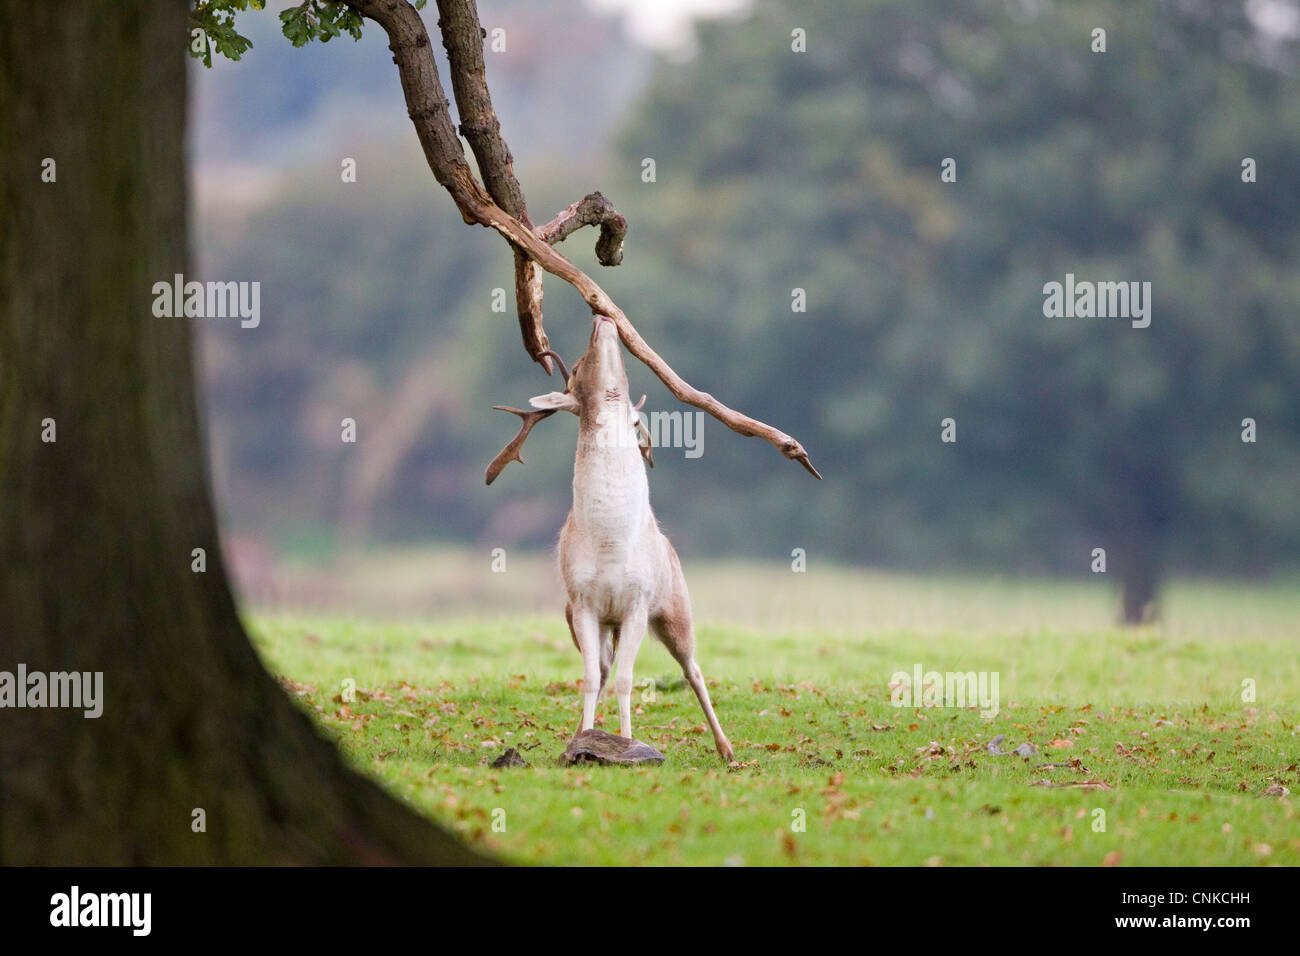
[616, 0, 1300, 621]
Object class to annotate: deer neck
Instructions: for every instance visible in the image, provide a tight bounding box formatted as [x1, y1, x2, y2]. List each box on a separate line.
[570, 403, 650, 539]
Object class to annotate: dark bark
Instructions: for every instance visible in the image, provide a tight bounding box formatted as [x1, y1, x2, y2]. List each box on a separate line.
[0, 0, 484, 865]
[433, 0, 553, 373]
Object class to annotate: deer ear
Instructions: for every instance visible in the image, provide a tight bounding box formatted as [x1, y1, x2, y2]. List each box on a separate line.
[529, 392, 579, 415]
[636, 418, 654, 468]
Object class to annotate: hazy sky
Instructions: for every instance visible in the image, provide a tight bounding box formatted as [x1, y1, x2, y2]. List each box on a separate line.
[587, 0, 750, 49]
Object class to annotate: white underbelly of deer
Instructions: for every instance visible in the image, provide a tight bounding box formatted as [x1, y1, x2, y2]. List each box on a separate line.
[512, 316, 734, 763]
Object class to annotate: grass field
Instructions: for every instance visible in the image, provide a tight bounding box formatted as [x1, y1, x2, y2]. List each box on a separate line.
[246, 561, 1299, 865]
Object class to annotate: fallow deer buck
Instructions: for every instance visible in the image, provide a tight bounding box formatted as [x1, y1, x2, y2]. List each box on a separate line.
[487, 314, 734, 763]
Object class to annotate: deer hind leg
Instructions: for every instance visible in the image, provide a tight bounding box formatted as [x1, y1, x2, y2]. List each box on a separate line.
[614, 606, 648, 740]
[651, 601, 734, 763]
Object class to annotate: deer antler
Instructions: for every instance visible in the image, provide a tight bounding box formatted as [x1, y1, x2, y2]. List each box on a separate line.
[484, 405, 557, 486]
[484, 350, 572, 484]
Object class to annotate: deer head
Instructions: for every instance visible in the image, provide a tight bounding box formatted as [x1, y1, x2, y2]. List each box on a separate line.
[485, 315, 652, 484]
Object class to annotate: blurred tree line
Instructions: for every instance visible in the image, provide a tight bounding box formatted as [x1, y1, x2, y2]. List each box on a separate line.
[200, 0, 1300, 617]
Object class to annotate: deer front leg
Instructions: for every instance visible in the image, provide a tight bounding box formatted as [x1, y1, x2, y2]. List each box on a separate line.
[574, 629, 616, 736]
[614, 605, 648, 739]
[571, 605, 602, 732]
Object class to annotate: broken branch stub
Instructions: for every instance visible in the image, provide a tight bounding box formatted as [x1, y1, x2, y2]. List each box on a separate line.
[537, 192, 628, 266]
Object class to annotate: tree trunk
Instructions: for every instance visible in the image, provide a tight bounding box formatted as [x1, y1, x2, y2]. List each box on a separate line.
[1111, 514, 1161, 626]
[1118, 543, 1159, 625]
[0, 0, 484, 865]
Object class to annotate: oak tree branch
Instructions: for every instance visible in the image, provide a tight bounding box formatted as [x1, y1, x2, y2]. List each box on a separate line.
[342, 0, 820, 478]
[433, 0, 552, 375]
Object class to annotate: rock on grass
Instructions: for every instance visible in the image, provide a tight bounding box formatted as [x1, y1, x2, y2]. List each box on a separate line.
[559, 729, 665, 766]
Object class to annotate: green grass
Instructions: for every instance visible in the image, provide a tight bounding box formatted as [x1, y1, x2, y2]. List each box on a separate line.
[246, 565, 1300, 865]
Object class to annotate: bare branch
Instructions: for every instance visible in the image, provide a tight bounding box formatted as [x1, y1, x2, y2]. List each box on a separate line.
[434, 0, 552, 375]
[537, 192, 628, 266]
[344, 0, 821, 479]
[433, 1, 529, 221]
[484, 406, 556, 486]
